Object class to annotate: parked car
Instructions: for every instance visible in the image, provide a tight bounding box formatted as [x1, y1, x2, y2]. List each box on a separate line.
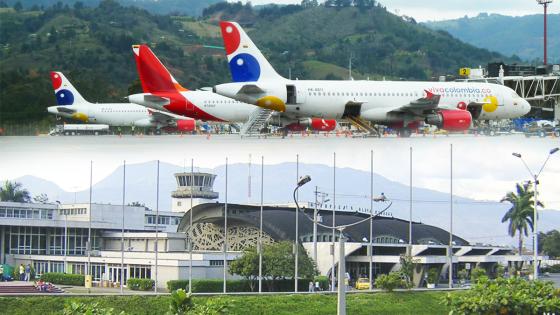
[355, 277, 371, 290]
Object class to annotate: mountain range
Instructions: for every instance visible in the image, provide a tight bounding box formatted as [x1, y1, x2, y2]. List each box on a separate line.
[9, 161, 560, 248]
[424, 13, 560, 62]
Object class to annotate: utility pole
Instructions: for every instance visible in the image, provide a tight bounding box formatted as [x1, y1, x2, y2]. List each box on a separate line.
[537, 0, 553, 65]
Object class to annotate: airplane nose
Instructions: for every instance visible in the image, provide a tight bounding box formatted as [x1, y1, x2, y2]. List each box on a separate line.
[522, 100, 531, 115]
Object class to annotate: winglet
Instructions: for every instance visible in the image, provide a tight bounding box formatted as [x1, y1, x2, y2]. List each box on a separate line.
[132, 44, 188, 93]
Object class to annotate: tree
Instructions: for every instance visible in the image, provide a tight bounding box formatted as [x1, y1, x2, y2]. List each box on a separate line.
[501, 182, 543, 255]
[538, 230, 560, 258]
[229, 241, 317, 292]
[0, 180, 31, 202]
[13, 1, 22, 11]
[228, 246, 259, 291]
[33, 193, 49, 203]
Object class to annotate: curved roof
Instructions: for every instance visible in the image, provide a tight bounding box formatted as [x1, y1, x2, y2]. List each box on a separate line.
[177, 202, 468, 246]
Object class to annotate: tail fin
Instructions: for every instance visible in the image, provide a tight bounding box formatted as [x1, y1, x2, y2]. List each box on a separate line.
[219, 21, 284, 82]
[50, 72, 88, 105]
[132, 44, 188, 93]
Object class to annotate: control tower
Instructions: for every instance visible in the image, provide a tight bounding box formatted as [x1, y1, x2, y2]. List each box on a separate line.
[171, 172, 219, 213]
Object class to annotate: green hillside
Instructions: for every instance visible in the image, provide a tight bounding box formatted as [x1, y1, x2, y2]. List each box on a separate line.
[0, 1, 517, 134]
[2, 0, 223, 16]
[424, 13, 560, 62]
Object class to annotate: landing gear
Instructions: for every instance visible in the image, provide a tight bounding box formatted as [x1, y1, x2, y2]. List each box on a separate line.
[398, 128, 412, 138]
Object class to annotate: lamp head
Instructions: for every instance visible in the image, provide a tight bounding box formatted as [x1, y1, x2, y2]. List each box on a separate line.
[512, 152, 522, 158]
[297, 175, 311, 187]
[550, 147, 559, 155]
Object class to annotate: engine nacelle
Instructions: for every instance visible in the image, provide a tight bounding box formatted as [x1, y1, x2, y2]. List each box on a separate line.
[175, 119, 196, 132]
[425, 110, 472, 131]
[286, 118, 337, 132]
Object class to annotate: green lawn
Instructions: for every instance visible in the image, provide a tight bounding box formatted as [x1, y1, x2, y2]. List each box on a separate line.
[0, 291, 452, 315]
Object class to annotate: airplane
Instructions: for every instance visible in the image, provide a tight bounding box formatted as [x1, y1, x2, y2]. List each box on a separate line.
[127, 44, 338, 134]
[47, 72, 197, 132]
[212, 21, 532, 137]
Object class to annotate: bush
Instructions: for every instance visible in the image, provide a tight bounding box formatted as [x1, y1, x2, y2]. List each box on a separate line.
[542, 264, 560, 273]
[63, 301, 123, 315]
[41, 273, 84, 286]
[167, 278, 317, 293]
[427, 268, 439, 284]
[127, 278, 154, 291]
[470, 267, 487, 283]
[444, 277, 560, 314]
[314, 276, 329, 291]
[375, 272, 405, 292]
[167, 280, 190, 292]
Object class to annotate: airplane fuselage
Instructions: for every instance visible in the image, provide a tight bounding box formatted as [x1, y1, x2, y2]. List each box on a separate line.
[48, 102, 166, 128]
[215, 79, 531, 124]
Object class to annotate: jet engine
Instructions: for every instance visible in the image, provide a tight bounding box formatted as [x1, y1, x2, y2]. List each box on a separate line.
[425, 110, 472, 131]
[286, 118, 337, 132]
[175, 119, 196, 132]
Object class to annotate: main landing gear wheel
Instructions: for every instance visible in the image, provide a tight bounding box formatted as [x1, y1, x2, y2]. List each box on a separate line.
[398, 128, 411, 138]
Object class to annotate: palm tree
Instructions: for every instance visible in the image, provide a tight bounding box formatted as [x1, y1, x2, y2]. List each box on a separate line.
[0, 180, 31, 202]
[501, 182, 543, 255]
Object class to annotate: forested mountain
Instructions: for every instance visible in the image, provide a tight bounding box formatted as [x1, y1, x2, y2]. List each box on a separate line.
[424, 13, 560, 63]
[0, 1, 517, 134]
[2, 0, 223, 16]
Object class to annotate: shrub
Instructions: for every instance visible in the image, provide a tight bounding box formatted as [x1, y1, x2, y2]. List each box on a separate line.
[63, 301, 124, 315]
[375, 272, 405, 292]
[167, 280, 189, 292]
[166, 278, 317, 293]
[41, 273, 84, 286]
[470, 267, 487, 283]
[542, 264, 560, 273]
[127, 278, 154, 291]
[457, 269, 468, 281]
[168, 289, 194, 315]
[444, 277, 560, 314]
[314, 276, 329, 291]
[427, 268, 439, 284]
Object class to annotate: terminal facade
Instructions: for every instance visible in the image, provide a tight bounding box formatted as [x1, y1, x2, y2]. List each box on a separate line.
[0, 171, 541, 288]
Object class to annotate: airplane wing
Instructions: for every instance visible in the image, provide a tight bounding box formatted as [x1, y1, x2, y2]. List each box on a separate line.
[237, 84, 266, 95]
[388, 90, 441, 115]
[147, 108, 190, 123]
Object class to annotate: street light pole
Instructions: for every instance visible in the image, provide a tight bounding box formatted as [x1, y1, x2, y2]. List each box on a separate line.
[293, 175, 392, 315]
[293, 175, 310, 292]
[313, 186, 318, 263]
[295, 154, 299, 292]
[512, 147, 558, 280]
[337, 228, 346, 315]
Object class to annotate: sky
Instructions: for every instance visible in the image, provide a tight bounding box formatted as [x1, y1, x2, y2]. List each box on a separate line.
[1, 135, 559, 209]
[241, 0, 560, 22]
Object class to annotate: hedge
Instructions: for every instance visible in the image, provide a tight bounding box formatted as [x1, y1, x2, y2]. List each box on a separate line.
[127, 278, 154, 291]
[167, 278, 321, 293]
[40, 273, 84, 286]
[542, 264, 560, 273]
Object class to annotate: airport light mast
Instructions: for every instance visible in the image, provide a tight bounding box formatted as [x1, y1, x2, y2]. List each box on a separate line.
[537, 0, 553, 65]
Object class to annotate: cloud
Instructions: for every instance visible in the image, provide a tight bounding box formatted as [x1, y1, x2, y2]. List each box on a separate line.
[1, 135, 558, 209]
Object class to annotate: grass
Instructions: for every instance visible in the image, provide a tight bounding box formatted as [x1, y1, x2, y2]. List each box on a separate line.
[0, 291, 452, 315]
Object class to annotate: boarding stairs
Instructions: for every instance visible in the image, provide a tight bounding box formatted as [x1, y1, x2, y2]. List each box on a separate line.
[346, 115, 380, 137]
[241, 108, 273, 136]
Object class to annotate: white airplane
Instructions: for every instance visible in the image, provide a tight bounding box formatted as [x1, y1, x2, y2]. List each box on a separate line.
[127, 45, 338, 133]
[47, 72, 197, 132]
[213, 21, 532, 136]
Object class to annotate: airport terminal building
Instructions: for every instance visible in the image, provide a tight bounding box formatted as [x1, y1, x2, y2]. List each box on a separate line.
[0, 172, 539, 288]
